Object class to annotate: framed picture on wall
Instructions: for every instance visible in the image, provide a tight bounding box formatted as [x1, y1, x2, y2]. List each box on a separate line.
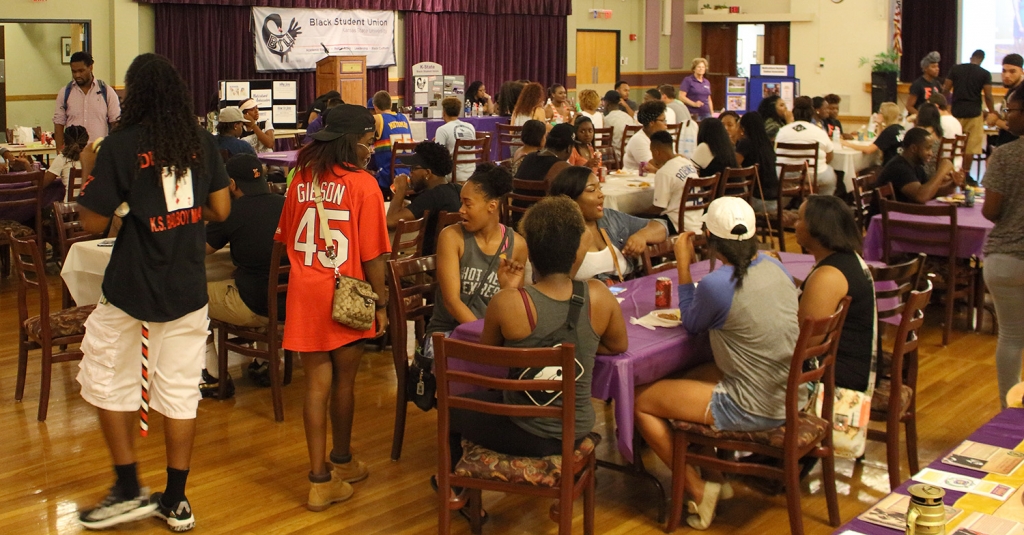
[61, 37, 72, 64]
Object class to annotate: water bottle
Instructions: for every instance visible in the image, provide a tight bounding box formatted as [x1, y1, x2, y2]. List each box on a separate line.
[965, 186, 975, 207]
[464, 102, 471, 116]
[832, 127, 841, 145]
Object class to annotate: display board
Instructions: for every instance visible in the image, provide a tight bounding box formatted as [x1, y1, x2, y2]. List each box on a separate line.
[219, 79, 299, 129]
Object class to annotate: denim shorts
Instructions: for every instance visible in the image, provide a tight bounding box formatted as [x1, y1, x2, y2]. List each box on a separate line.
[709, 385, 786, 432]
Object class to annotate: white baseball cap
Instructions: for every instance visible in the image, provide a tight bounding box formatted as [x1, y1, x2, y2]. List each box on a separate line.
[239, 99, 258, 111]
[702, 197, 756, 240]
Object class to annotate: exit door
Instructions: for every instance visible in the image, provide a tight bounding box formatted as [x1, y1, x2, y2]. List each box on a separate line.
[576, 30, 619, 95]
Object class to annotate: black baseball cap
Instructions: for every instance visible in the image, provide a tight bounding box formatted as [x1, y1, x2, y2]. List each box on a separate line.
[225, 154, 269, 195]
[312, 104, 376, 142]
[1004, 54, 1024, 69]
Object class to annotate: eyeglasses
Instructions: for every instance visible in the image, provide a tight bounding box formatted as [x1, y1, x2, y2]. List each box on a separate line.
[1006, 108, 1024, 114]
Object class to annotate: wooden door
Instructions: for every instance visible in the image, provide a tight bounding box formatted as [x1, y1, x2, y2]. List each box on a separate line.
[701, 23, 737, 115]
[576, 31, 619, 95]
[763, 23, 790, 65]
[0, 26, 5, 138]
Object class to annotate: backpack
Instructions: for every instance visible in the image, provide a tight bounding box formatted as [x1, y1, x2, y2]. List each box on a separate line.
[62, 80, 108, 111]
[511, 280, 586, 406]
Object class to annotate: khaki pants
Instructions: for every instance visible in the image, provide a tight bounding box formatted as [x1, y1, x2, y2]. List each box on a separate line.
[958, 115, 985, 156]
[207, 279, 267, 328]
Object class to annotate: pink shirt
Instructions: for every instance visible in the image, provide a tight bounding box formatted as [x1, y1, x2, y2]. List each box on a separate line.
[52, 79, 121, 143]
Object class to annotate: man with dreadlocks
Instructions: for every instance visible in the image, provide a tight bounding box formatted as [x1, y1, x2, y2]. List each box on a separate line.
[74, 53, 231, 532]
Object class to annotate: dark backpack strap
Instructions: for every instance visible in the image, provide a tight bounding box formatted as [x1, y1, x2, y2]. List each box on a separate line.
[565, 280, 585, 331]
[62, 82, 74, 111]
[63, 80, 108, 110]
[519, 288, 536, 330]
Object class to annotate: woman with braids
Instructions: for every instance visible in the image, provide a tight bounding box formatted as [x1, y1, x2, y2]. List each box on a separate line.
[275, 104, 391, 511]
[45, 124, 89, 201]
[74, 53, 231, 532]
[635, 197, 798, 530]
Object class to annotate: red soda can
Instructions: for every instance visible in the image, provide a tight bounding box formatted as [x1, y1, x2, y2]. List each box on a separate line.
[655, 277, 672, 308]
[638, 161, 647, 177]
[597, 165, 605, 182]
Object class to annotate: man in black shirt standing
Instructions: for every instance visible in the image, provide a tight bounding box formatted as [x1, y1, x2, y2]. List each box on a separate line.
[385, 141, 461, 256]
[75, 53, 231, 532]
[944, 49, 996, 162]
[987, 53, 1024, 148]
[875, 127, 957, 204]
[202, 154, 286, 395]
[907, 51, 944, 114]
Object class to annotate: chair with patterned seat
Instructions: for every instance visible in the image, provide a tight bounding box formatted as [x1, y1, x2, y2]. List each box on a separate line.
[9, 233, 95, 421]
[434, 335, 598, 535]
[53, 202, 104, 307]
[1, 171, 45, 277]
[667, 297, 850, 534]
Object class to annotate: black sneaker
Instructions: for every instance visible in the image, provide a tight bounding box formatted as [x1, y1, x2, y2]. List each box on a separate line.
[79, 487, 157, 530]
[151, 492, 195, 532]
[199, 369, 234, 400]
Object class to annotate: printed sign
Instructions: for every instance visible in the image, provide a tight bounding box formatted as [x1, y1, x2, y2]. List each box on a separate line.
[252, 7, 396, 72]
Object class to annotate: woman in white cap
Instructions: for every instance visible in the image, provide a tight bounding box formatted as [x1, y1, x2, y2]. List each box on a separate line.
[634, 197, 799, 530]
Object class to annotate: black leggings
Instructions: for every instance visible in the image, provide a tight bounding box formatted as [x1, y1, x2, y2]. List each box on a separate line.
[448, 391, 564, 467]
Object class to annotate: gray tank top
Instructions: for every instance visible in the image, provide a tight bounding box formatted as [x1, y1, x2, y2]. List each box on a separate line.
[503, 284, 601, 440]
[426, 225, 512, 334]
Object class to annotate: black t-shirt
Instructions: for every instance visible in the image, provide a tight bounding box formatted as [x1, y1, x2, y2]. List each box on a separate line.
[514, 152, 562, 182]
[908, 76, 944, 109]
[698, 157, 728, 180]
[406, 182, 462, 256]
[825, 117, 844, 138]
[873, 124, 905, 166]
[736, 137, 778, 199]
[205, 192, 286, 318]
[993, 84, 1022, 147]
[875, 155, 928, 204]
[78, 126, 230, 321]
[800, 252, 876, 392]
[947, 63, 992, 118]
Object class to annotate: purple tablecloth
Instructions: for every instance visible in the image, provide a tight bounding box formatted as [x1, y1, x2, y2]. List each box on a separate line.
[419, 115, 508, 161]
[863, 201, 993, 262]
[449, 252, 816, 463]
[257, 150, 299, 168]
[834, 408, 1024, 534]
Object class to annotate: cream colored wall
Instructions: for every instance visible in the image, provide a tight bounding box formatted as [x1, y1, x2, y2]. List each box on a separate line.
[2, 23, 70, 128]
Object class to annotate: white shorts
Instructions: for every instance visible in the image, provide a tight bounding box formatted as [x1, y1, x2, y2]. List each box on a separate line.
[77, 301, 209, 419]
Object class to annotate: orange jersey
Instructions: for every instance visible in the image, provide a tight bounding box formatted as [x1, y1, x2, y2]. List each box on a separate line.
[275, 165, 391, 352]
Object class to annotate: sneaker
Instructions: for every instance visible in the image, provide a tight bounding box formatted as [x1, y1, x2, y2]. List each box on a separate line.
[199, 369, 234, 400]
[307, 475, 354, 512]
[151, 492, 195, 532]
[79, 487, 157, 530]
[329, 459, 369, 483]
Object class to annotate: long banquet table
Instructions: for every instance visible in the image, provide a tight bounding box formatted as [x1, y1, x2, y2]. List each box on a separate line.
[449, 251, 817, 463]
[862, 200, 994, 262]
[409, 115, 508, 161]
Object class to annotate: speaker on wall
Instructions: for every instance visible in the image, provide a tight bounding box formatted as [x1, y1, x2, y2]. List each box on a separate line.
[871, 71, 898, 114]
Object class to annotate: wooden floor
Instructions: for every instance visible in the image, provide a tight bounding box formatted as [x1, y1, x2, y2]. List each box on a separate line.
[0, 260, 1003, 535]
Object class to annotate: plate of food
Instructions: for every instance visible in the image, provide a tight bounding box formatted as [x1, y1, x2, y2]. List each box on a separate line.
[936, 194, 966, 205]
[627, 181, 651, 188]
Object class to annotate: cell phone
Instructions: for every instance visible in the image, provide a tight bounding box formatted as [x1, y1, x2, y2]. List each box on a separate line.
[98, 239, 115, 247]
[608, 286, 626, 296]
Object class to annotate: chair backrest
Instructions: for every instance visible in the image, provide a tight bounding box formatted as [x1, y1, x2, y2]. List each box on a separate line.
[666, 122, 683, 147]
[620, 124, 643, 160]
[390, 212, 429, 262]
[433, 335, 578, 478]
[641, 239, 676, 275]
[390, 141, 419, 184]
[8, 233, 50, 332]
[592, 127, 618, 170]
[776, 141, 819, 192]
[717, 165, 758, 201]
[387, 255, 439, 364]
[0, 171, 45, 240]
[265, 241, 291, 333]
[496, 123, 523, 160]
[869, 252, 927, 324]
[775, 162, 809, 225]
[884, 281, 933, 412]
[784, 296, 851, 443]
[879, 199, 957, 265]
[452, 137, 489, 183]
[66, 168, 84, 202]
[434, 210, 464, 248]
[850, 171, 878, 231]
[936, 136, 955, 162]
[52, 201, 103, 262]
[677, 173, 719, 234]
[292, 132, 306, 149]
[874, 182, 895, 205]
[506, 178, 548, 224]
[952, 134, 968, 166]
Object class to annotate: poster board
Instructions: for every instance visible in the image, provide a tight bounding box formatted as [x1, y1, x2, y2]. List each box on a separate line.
[218, 79, 299, 129]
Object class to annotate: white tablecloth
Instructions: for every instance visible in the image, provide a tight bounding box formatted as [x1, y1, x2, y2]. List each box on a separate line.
[61, 239, 235, 306]
[601, 172, 655, 215]
[831, 140, 879, 191]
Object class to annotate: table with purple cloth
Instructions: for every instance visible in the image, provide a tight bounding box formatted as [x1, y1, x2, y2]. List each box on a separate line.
[412, 115, 508, 162]
[834, 408, 1024, 534]
[449, 251, 817, 463]
[862, 201, 994, 262]
[257, 150, 299, 168]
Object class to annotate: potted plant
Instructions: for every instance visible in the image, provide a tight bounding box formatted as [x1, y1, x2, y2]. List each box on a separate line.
[860, 50, 900, 113]
[701, 3, 730, 14]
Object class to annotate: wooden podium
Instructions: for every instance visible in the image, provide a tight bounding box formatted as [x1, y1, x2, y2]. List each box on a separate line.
[316, 55, 367, 107]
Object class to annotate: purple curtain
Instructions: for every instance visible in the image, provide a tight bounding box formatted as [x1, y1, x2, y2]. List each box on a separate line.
[403, 11, 567, 102]
[900, 0, 957, 82]
[139, 0, 571, 16]
[155, 4, 389, 116]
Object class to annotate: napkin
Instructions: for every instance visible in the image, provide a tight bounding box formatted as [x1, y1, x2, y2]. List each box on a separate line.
[630, 309, 682, 330]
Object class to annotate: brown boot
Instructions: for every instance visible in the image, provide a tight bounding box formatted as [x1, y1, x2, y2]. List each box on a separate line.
[307, 474, 354, 512]
[329, 458, 369, 483]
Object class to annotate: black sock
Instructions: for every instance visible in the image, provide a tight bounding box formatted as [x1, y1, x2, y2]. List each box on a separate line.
[329, 451, 351, 465]
[162, 467, 190, 507]
[114, 463, 140, 500]
[309, 470, 331, 483]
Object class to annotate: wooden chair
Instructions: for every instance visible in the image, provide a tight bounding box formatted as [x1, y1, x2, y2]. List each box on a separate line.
[668, 297, 850, 534]
[390, 141, 419, 186]
[620, 124, 643, 163]
[951, 134, 968, 171]
[676, 173, 719, 236]
[0, 171, 45, 277]
[496, 123, 523, 161]
[452, 137, 489, 183]
[880, 199, 974, 345]
[52, 202, 104, 307]
[66, 168, 84, 202]
[874, 182, 895, 205]
[717, 165, 758, 202]
[292, 132, 307, 149]
[210, 241, 293, 421]
[9, 234, 94, 421]
[776, 141, 820, 193]
[387, 255, 438, 460]
[434, 210, 464, 250]
[850, 171, 878, 233]
[434, 335, 598, 535]
[761, 163, 809, 252]
[592, 127, 619, 170]
[390, 213, 429, 262]
[868, 254, 927, 489]
[665, 122, 683, 148]
[506, 179, 548, 226]
[640, 239, 677, 276]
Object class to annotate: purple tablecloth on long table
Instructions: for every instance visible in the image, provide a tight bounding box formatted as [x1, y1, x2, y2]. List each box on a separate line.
[833, 408, 1024, 534]
[862, 201, 993, 262]
[418, 115, 508, 161]
[449, 252, 817, 463]
[257, 150, 299, 168]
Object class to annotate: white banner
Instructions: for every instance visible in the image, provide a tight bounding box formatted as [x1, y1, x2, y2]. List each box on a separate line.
[252, 7, 396, 73]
